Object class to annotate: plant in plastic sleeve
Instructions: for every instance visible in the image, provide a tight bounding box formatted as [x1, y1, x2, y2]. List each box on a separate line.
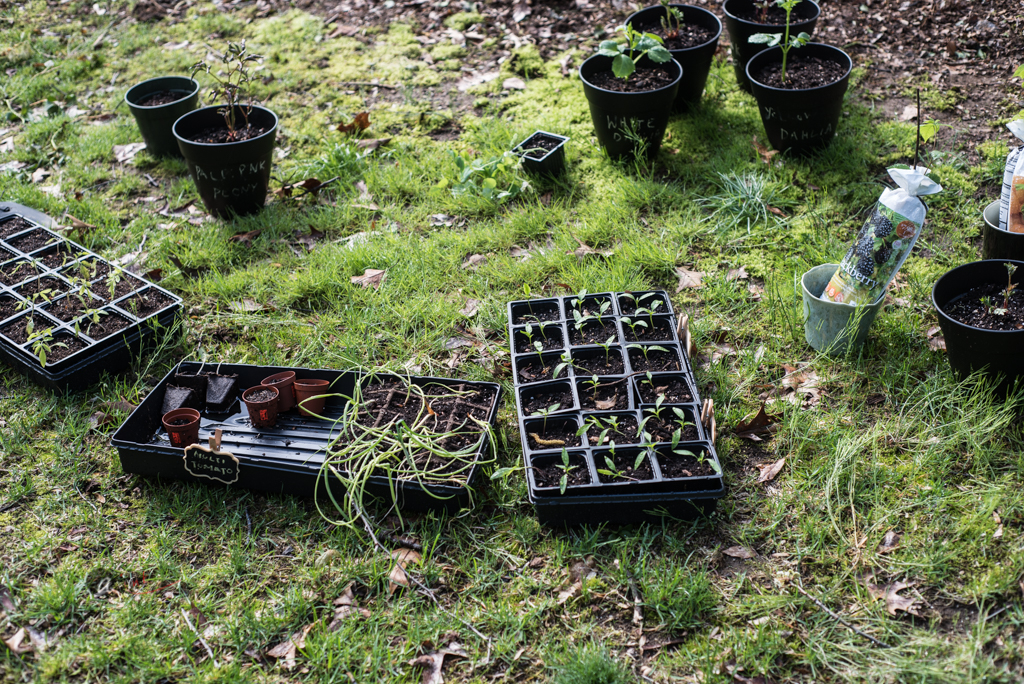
[1000, 118, 1024, 233]
[822, 166, 942, 306]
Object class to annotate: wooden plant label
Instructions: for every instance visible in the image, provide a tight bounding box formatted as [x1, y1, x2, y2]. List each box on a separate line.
[183, 429, 240, 485]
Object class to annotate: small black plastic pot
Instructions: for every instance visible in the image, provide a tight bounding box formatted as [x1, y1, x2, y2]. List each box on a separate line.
[625, 4, 722, 111]
[722, 0, 820, 92]
[513, 131, 569, 177]
[124, 77, 199, 158]
[579, 55, 682, 161]
[932, 259, 1024, 394]
[981, 199, 1024, 261]
[745, 43, 851, 155]
[173, 105, 278, 220]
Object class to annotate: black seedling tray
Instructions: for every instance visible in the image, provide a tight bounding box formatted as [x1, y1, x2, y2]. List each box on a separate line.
[508, 290, 723, 526]
[0, 203, 181, 390]
[111, 362, 502, 513]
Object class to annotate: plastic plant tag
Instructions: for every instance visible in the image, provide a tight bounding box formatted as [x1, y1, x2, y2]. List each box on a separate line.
[183, 429, 240, 485]
[1000, 120, 1024, 233]
[822, 166, 942, 306]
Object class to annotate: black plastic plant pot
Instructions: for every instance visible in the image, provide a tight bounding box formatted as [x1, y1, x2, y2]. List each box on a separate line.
[650, 442, 723, 492]
[981, 199, 1024, 261]
[513, 350, 572, 385]
[620, 313, 677, 344]
[0, 203, 182, 390]
[124, 76, 200, 158]
[527, 450, 597, 498]
[173, 105, 278, 220]
[578, 55, 682, 161]
[746, 43, 852, 155]
[579, 410, 644, 448]
[518, 379, 579, 417]
[513, 131, 569, 177]
[617, 290, 673, 316]
[509, 298, 563, 325]
[512, 322, 565, 354]
[111, 363, 502, 513]
[722, 0, 820, 92]
[625, 4, 722, 111]
[571, 346, 627, 376]
[932, 260, 1024, 395]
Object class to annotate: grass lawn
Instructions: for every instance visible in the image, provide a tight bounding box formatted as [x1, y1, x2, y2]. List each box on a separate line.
[1, 1, 1023, 682]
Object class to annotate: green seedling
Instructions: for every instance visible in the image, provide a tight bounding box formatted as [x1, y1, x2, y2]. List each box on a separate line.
[556, 447, 576, 495]
[621, 316, 649, 340]
[658, 1, 685, 39]
[440, 150, 529, 204]
[533, 340, 546, 364]
[597, 23, 672, 80]
[191, 41, 262, 140]
[584, 374, 601, 403]
[553, 352, 573, 379]
[597, 335, 617, 365]
[26, 328, 64, 367]
[1004, 262, 1018, 310]
[748, 0, 810, 84]
[531, 403, 561, 433]
[572, 308, 595, 331]
[629, 343, 671, 365]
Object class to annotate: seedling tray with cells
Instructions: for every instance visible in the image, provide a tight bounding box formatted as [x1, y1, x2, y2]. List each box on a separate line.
[112, 362, 502, 513]
[506, 289, 723, 526]
[0, 202, 181, 389]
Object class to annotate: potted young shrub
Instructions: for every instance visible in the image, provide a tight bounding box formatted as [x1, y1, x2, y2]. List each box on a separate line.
[744, 0, 850, 154]
[722, 0, 819, 92]
[579, 24, 682, 160]
[625, 2, 722, 111]
[125, 76, 200, 157]
[933, 259, 1024, 394]
[173, 42, 278, 219]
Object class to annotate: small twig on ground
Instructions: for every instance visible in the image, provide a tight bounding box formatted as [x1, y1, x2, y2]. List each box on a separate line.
[245, 506, 252, 546]
[794, 577, 890, 649]
[626, 572, 644, 627]
[181, 608, 219, 668]
[383, 533, 423, 551]
[336, 81, 399, 90]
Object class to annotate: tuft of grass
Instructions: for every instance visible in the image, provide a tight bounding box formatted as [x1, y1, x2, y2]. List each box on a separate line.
[549, 643, 636, 684]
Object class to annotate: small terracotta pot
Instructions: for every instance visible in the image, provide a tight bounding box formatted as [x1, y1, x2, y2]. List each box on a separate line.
[261, 371, 296, 411]
[293, 379, 330, 417]
[161, 407, 201, 448]
[242, 385, 280, 428]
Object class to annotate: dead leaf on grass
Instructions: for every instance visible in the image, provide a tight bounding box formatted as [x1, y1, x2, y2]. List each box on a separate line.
[559, 53, 573, 76]
[927, 325, 946, 351]
[329, 583, 370, 630]
[409, 643, 468, 684]
[350, 269, 386, 289]
[265, 623, 315, 670]
[726, 265, 749, 281]
[64, 215, 97, 235]
[113, 142, 146, 163]
[3, 628, 31, 655]
[512, 1, 531, 22]
[733, 402, 781, 441]
[459, 299, 479, 317]
[230, 298, 263, 313]
[389, 547, 422, 596]
[675, 266, 704, 291]
[863, 574, 920, 616]
[993, 511, 1003, 540]
[877, 530, 900, 554]
[0, 585, 14, 614]
[752, 136, 778, 164]
[293, 227, 325, 250]
[722, 546, 756, 559]
[456, 70, 499, 92]
[167, 254, 208, 279]
[336, 111, 371, 134]
[755, 458, 785, 483]
[461, 254, 487, 270]
[357, 137, 390, 152]
[503, 77, 526, 90]
[228, 229, 261, 247]
[567, 237, 613, 260]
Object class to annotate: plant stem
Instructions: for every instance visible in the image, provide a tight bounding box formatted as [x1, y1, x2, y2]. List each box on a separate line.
[913, 88, 921, 170]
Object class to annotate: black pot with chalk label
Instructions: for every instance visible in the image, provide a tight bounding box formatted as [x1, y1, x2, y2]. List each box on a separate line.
[745, 43, 851, 156]
[173, 105, 278, 220]
[579, 54, 681, 161]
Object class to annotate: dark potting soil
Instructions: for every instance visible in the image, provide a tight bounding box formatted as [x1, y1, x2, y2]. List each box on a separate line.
[265, 376, 292, 385]
[515, 329, 562, 353]
[120, 289, 174, 318]
[245, 388, 278, 403]
[17, 277, 69, 299]
[39, 245, 85, 270]
[83, 312, 130, 340]
[7, 229, 56, 254]
[588, 64, 676, 92]
[579, 377, 629, 411]
[633, 20, 714, 50]
[512, 307, 560, 325]
[517, 357, 562, 383]
[0, 217, 35, 240]
[519, 134, 561, 159]
[656, 448, 716, 479]
[1, 314, 53, 344]
[586, 414, 640, 446]
[527, 421, 583, 450]
[137, 90, 189, 107]
[90, 275, 139, 302]
[731, 5, 794, 24]
[533, 453, 591, 489]
[0, 260, 39, 286]
[48, 335, 88, 363]
[569, 320, 618, 346]
[942, 283, 1024, 330]
[573, 352, 625, 376]
[623, 318, 673, 342]
[752, 55, 847, 90]
[167, 417, 193, 427]
[521, 385, 574, 416]
[72, 259, 111, 281]
[628, 347, 680, 373]
[186, 124, 269, 144]
[596, 451, 654, 483]
[641, 413, 700, 444]
[0, 297, 18, 321]
[637, 375, 693, 403]
[43, 296, 89, 323]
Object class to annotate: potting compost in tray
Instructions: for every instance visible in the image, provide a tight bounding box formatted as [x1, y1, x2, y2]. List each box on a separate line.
[508, 291, 724, 526]
[112, 362, 502, 513]
[0, 203, 181, 389]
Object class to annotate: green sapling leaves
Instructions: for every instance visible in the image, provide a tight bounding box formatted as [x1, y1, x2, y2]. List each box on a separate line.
[597, 23, 672, 79]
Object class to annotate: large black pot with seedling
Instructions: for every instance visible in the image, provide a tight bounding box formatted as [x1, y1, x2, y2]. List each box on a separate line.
[173, 42, 278, 219]
[722, 0, 819, 92]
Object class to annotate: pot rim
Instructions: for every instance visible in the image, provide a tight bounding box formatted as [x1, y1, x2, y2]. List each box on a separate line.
[721, 0, 821, 29]
[983, 198, 1024, 236]
[262, 370, 297, 386]
[578, 54, 683, 96]
[745, 42, 852, 94]
[162, 407, 201, 426]
[172, 104, 279, 149]
[625, 4, 723, 53]
[242, 384, 280, 402]
[294, 378, 331, 387]
[932, 259, 1024, 334]
[125, 76, 199, 109]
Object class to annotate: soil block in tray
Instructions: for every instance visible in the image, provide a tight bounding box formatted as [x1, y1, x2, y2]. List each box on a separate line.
[112, 363, 502, 513]
[0, 203, 182, 389]
[507, 290, 721, 526]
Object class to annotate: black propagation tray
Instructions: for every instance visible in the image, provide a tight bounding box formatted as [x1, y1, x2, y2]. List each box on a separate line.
[507, 290, 724, 526]
[0, 202, 181, 390]
[111, 362, 503, 513]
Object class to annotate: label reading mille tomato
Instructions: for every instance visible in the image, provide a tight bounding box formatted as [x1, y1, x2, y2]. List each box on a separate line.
[823, 205, 919, 306]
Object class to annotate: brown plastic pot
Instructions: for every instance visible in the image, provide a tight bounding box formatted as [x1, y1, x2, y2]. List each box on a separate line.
[261, 370, 296, 411]
[293, 378, 330, 417]
[242, 385, 279, 428]
[161, 407, 201, 448]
